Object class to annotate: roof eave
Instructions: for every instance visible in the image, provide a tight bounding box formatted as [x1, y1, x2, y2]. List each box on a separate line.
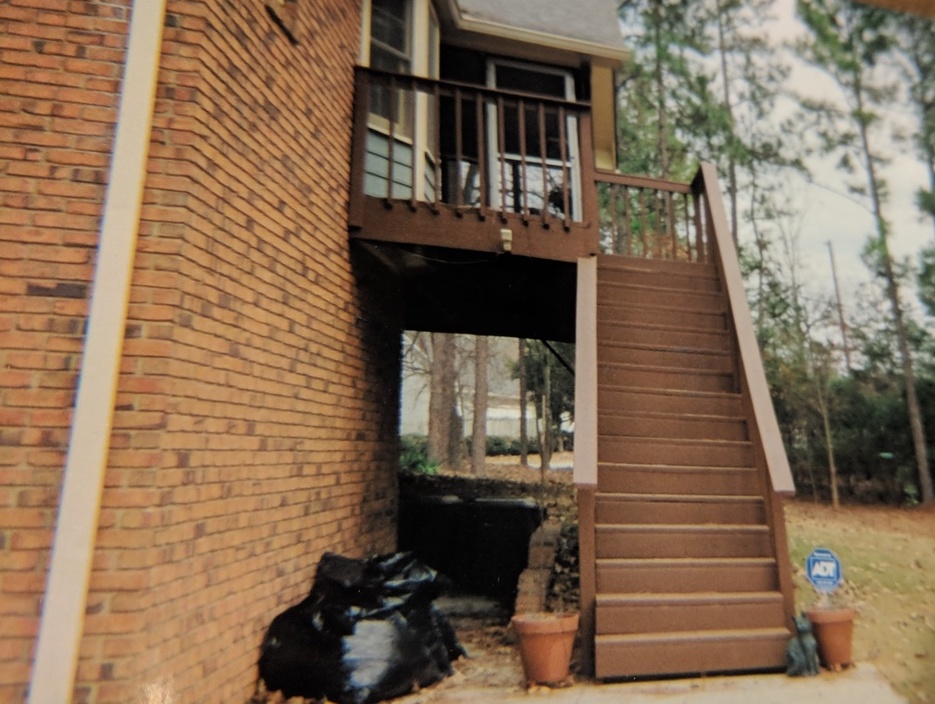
[437, 0, 628, 65]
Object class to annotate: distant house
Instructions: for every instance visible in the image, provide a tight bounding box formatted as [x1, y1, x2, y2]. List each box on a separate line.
[2, 1, 798, 702]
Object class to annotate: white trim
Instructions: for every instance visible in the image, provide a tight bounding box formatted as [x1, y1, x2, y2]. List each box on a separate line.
[574, 256, 598, 487]
[485, 59, 582, 220]
[27, 1, 167, 701]
[359, 0, 373, 65]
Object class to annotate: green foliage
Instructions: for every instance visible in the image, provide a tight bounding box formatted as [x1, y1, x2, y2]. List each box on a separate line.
[919, 246, 935, 317]
[513, 341, 575, 438]
[399, 434, 439, 475]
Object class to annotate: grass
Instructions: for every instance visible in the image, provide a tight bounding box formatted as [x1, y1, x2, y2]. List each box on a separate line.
[785, 499, 935, 703]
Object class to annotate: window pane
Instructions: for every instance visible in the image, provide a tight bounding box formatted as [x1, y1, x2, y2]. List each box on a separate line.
[372, 0, 408, 53]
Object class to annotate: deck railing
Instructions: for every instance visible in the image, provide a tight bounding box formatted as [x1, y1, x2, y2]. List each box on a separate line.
[594, 169, 710, 262]
[349, 67, 597, 242]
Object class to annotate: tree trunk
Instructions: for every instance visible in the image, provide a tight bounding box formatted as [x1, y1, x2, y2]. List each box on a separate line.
[652, 0, 669, 178]
[540, 362, 552, 473]
[855, 88, 934, 505]
[471, 336, 488, 476]
[428, 332, 459, 469]
[715, 0, 739, 247]
[518, 338, 529, 467]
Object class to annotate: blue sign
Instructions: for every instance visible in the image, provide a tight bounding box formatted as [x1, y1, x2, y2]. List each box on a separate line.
[806, 548, 842, 593]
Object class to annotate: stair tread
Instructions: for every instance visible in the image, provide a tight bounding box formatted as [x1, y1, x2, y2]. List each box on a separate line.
[597, 306, 727, 328]
[599, 319, 729, 335]
[600, 384, 739, 398]
[598, 556, 777, 567]
[597, 492, 763, 503]
[599, 436, 752, 448]
[598, 338, 731, 353]
[596, 627, 789, 645]
[597, 591, 783, 605]
[597, 523, 770, 533]
[598, 280, 724, 299]
[599, 462, 756, 472]
[599, 409, 746, 422]
[598, 361, 731, 376]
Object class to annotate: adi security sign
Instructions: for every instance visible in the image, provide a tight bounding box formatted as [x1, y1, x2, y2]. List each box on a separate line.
[806, 548, 842, 593]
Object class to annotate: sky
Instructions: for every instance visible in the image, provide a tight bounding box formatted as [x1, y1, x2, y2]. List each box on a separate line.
[759, 0, 934, 311]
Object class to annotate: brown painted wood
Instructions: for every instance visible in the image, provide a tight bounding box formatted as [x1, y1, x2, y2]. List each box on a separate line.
[597, 343, 732, 371]
[597, 283, 725, 312]
[577, 485, 597, 678]
[595, 493, 764, 525]
[596, 557, 780, 594]
[594, 168, 693, 195]
[596, 591, 785, 634]
[595, 628, 788, 679]
[597, 412, 748, 441]
[595, 524, 772, 560]
[597, 363, 735, 393]
[598, 323, 731, 352]
[351, 196, 596, 262]
[598, 463, 760, 496]
[598, 437, 754, 467]
[599, 387, 743, 416]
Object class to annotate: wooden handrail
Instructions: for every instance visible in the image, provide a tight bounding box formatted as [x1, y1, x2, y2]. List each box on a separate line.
[361, 66, 591, 111]
[593, 168, 692, 195]
[694, 163, 795, 495]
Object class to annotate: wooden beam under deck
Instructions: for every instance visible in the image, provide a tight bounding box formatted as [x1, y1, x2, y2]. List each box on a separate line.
[351, 195, 599, 264]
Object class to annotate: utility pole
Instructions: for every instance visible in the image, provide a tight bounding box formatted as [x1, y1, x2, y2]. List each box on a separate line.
[826, 241, 853, 374]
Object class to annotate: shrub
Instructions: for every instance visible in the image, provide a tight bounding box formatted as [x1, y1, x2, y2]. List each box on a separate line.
[399, 435, 438, 475]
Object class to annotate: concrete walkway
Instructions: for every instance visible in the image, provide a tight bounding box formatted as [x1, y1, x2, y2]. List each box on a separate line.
[403, 666, 907, 704]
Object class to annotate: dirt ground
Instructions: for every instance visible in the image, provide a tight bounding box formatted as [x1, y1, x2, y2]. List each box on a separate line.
[258, 457, 935, 704]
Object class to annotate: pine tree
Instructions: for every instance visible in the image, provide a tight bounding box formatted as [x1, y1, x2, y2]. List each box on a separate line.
[796, 0, 933, 504]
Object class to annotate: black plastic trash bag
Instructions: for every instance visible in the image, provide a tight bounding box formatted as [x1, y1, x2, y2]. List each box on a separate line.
[258, 551, 465, 704]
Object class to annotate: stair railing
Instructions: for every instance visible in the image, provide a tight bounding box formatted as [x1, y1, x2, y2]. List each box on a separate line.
[692, 162, 796, 625]
[593, 169, 707, 261]
[691, 163, 794, 496]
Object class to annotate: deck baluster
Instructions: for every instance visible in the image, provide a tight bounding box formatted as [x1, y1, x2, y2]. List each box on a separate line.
[558, 107, 570, 230]
[385, 74, 396, 207]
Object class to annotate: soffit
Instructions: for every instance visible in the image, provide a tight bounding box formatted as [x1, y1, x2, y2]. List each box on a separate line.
[437, 0, 627, 65]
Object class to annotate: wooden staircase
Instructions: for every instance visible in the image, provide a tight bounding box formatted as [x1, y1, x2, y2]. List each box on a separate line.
[590, 254, 791, 679]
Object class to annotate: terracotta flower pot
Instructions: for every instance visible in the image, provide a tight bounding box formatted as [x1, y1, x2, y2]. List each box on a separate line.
[511, 612, 579, 685]
[807, 607, 856, 671]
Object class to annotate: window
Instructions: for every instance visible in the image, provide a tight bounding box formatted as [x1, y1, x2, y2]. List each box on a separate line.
[370, 0, 411, 124]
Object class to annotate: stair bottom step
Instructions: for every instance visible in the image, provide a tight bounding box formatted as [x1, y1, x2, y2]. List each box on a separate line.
[595, 628, 789, 679]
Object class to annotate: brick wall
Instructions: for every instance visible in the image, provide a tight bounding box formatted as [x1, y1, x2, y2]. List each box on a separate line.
[0, 2, 131, 701]
[2, 0, 402, 701]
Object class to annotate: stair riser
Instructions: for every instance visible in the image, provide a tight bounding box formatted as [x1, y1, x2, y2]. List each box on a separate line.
[596, 265, 721, 292]
[595, 497, 765, 525]
[596, 529, 772, 559]
[597, 415, 748, 441]
[598, 285, 725, 312]
[597, 563, 779, 593]
[598, 346, 732, 371]
[599, 323, 730, 351]
[595, 634, 787, 679]
[598, 440, 753, 467]
[598, 366, 734, 393]
[596, 600, 786, 635]
[598, 467, 761, 495]
[600, 389, 743, 416]
[597, 304, 727, 330]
